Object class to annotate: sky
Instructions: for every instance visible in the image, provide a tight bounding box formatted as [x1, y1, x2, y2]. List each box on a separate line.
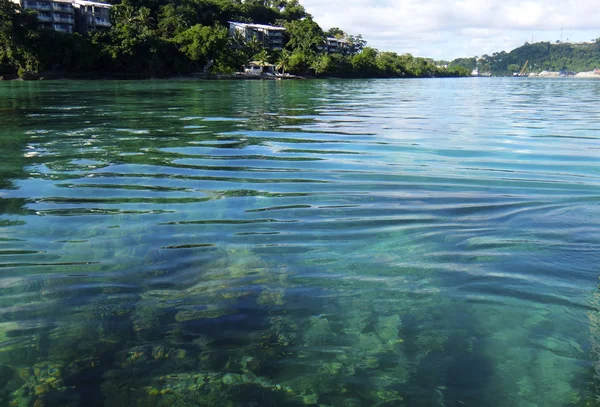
[301, 0, 600, 60]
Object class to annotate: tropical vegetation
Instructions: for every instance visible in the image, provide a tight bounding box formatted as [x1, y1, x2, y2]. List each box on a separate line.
[0, 0, 470, 78]
[444, 40, 600, 76]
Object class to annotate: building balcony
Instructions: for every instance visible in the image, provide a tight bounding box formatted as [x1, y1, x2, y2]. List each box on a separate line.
[52, 3, 74, 13]
[36, 14, 53, 21]
[24, 2, 53, 11]
[53, 24, 73, 33]
[54, 15, 75, 23]
[91, 17, 111, 27]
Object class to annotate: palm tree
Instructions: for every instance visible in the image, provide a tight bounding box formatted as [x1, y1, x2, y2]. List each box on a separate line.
[134, 6, 154, 28]
[246, 36, 263, 57]
[111, 3, 135, 25]
[255, 49, 269, 66]
[276, 49, 290, 74]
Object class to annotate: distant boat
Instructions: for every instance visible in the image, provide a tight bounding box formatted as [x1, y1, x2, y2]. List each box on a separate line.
[471, 67, 479, 77]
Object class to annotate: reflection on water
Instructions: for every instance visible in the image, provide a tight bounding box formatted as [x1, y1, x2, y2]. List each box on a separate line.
[0, 79, 600, 406]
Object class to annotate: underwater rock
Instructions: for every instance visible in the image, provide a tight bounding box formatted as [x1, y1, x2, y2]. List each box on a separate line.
[120, 344, 189, 369]
[175, 306, 230, 322]
[151, 346, 166, 360]
[8, 361, 72, 407]
[257, 289, 286, 306]
[304, 315, 334, 347]
[33, 384, 48, 395]
[221, 373, 243, 386]
[376, 315, 402, 345]
[0, 365, 25, 407]
[301, 393, 318, 404]
[130, 299, 177, 343]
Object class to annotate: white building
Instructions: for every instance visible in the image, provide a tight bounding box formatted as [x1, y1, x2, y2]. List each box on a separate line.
[243, 61, 276, 76]
[321, 37, 356, 54]
[12, 0, 111, 34]
[228, 21, 286, 50]
[73, 0, 111, 32]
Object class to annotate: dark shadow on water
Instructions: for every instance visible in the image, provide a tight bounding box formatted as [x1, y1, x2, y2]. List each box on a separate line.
[401, 309, 494, 406]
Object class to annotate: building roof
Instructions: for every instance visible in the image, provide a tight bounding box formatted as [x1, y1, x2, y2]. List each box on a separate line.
[228, 21, 286, 31]
[73, 0, 112, 6]
[326, 37, 349, 44]
[247, 61, 276, 67]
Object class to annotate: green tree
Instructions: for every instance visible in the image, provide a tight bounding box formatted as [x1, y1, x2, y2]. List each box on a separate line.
[253, 48, 269, 65]
[284, 17, 323, 55]
[286, 50, 308, 74]
[0, 0, 473, 78]
[507, 63, 520, 73]
[347, 34, 366, 54]
[275, 48, 290, 73]
[0, 0, 39, 73]
[351, 46, 378, 77]
[279, 0, 307, 21]
[157, 4, 195, 38]
[98, 2, 168, 75]
[376, 52, 405, 76]
[324, 27, 344, 38]
[406, 56, 435, 77]
[311, 53, 330, 75]
[175, 24, 229, 69]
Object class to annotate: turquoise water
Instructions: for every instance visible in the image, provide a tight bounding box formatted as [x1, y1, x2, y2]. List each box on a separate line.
[0, 78, 600, 406]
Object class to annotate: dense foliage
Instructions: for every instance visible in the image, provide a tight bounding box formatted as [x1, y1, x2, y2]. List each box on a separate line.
[0, 0, 470, 78]
[446, 40, 600, 76]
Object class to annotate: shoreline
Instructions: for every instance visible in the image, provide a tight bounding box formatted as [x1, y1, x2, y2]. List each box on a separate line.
[0, 70, 468, 81]
[529, 70, 600, 78]
[0, 74, 471, 81]
[6, 72, 600, 81]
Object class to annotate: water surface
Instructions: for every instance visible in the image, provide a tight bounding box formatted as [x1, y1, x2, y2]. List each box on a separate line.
[1, 78, 600, 406]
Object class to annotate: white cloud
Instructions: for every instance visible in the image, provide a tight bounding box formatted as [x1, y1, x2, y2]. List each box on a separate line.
[301, 0, 600, 59]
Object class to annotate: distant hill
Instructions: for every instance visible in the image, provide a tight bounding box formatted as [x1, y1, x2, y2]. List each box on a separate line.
[447, 40, 600, 76]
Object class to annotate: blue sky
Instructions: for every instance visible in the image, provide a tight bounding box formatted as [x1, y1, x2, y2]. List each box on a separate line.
[301, 0, 600, 60]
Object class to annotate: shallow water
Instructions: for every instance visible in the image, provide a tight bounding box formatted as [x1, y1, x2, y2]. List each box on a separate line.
[1, 78, 600, 406]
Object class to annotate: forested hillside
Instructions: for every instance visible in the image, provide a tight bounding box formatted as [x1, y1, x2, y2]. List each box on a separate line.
[447, 40, 600, 75]
[0, 0, 470, 78]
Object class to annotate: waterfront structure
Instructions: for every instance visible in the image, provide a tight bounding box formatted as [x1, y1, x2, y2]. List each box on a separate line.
[243, 61, 276, 76]
[228, 21, 286, 50]
[11, 0, 111, 34]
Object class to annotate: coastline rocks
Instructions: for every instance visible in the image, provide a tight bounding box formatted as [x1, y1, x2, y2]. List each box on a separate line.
[575, 71, 600, 78]
[535, 70, 600, 78]
[9, 362, 71, 407]
[537, 71, 559, 77]
[17, 70, 39, 81]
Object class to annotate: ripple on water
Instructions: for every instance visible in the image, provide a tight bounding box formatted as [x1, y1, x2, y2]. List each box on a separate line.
[0, 78, 599, 406]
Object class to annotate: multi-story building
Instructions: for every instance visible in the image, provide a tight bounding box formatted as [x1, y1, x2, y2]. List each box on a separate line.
[228, 21, 286, 50]
[72, 0, 111, 32]
[12, 0, 111, 34]
[322, 37, 355, 54]
[15, 0, 76, 33]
